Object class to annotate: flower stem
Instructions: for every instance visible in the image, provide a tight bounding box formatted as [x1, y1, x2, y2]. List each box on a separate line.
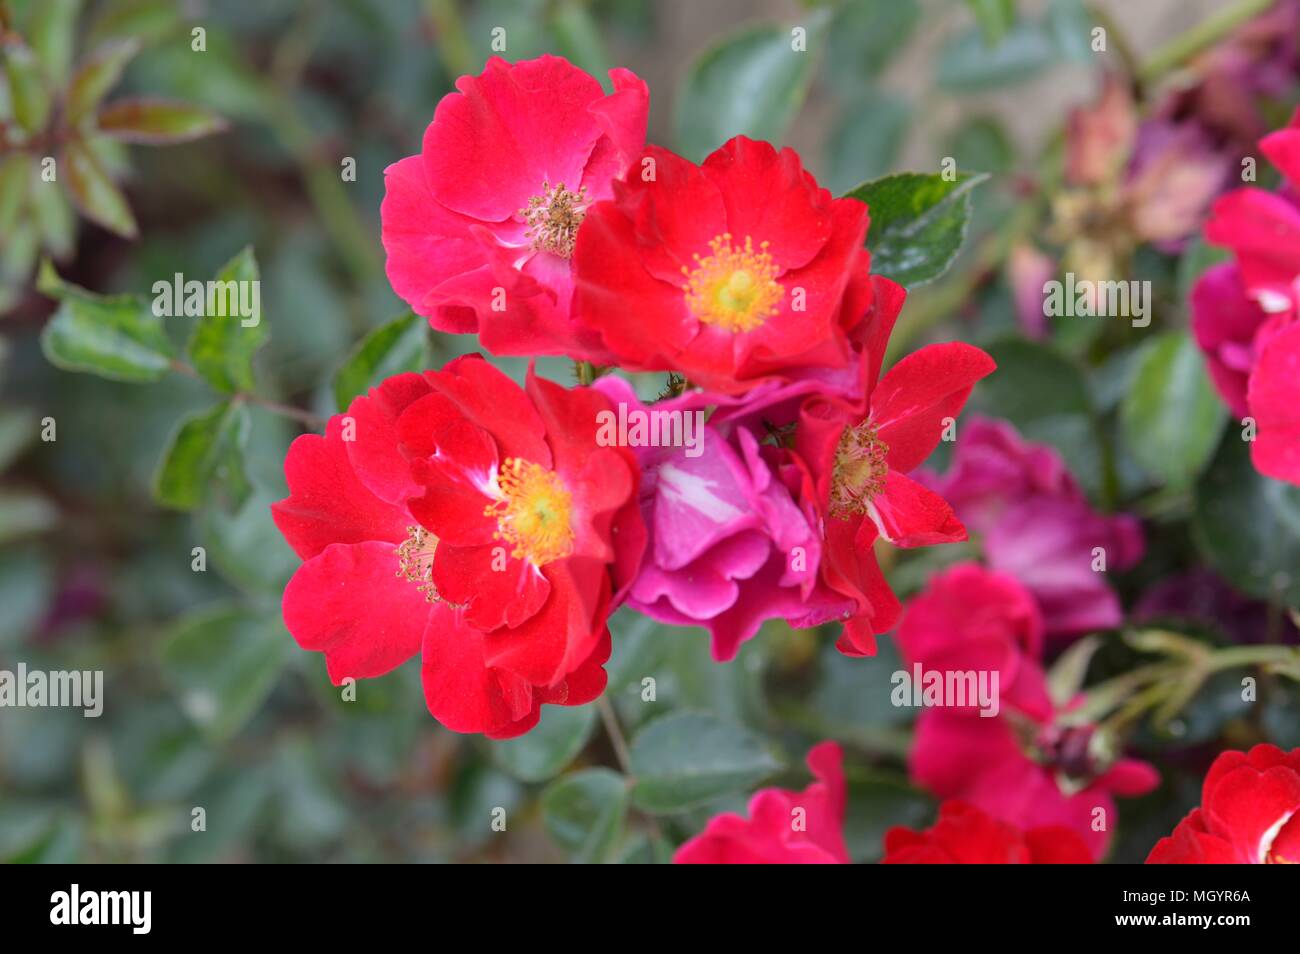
[597, 696, 633, 776]
[1138, 0, 1273, 83]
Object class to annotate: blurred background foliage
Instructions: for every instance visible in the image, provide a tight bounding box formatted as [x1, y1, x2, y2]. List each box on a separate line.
[0, 0, 1297, 863]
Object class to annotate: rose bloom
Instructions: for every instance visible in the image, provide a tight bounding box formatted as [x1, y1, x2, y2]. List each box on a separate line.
[272, 356, 643, 738]
[883, 800, 1092, 864]
[1200, 109, 1300, 484]
[1147, 744, 1300, 864]
[593, 376, 854, 661]
[900, 562, 1157, 859]
[381, 55, 648, 362]
[573, 135, 875, 394]
[795, 338, 996, 655]
[675, 741, 849, 864]
[919, 415, 1144, 639]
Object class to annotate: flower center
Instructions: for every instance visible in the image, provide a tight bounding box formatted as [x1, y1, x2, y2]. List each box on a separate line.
[682, 233, 783, 333]
[485, 458, 575, 566]
[395, 525, 442, 603]
[521, 181, 589, 258]
[829, 422, 889, 519]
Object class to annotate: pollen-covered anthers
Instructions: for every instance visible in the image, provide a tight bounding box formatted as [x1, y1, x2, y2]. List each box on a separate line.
[829, 422, 889, 519]
[395, 525, 449, 604]
[521, 181, 590, 258]
[682, 233, 783, 333]
[484, 457, 575, 567]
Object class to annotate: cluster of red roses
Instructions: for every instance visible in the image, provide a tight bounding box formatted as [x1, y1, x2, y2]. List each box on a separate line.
[271, 56, 993, 738]
[676, 740, 1300, 864]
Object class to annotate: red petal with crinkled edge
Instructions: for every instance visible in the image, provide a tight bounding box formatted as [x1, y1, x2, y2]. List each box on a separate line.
[406, 416, 500, 547]
[420, 601, 538, 738]
[1206, 188, 1300, 296]
[870, 342, 997, 474]
[345, 372, 434, 505]
[483, 556, 610, 687]
[422, 55, 608, 223]
[420, 354, 552, 466]
[869, 470, 968, 548]
[432, 540, 550, 631]
[282, 541, 427, 683]
[380, 155, 484, 331]
[271, 416, 410, 560]
[700, 137, 834, 273]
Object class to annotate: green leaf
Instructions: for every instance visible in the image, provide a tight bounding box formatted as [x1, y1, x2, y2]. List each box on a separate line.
[0, 154, 31, 235]
[87, 0, 183, 48]
[1046, 0, 1093, 61]
[30, 172, 76, 260]
[844, 171, 987, 288]
[0, 407, 36, 471]
[152, 400, 252, 511]
[332, 311, 427, 412]
[492, 704, 596, 783]
[541, 768, 628, 863]
[674, 13, 828, 162]
[38, 260, 174, 381]
[186, 246, 268, 394]
[823, 0, 921, 90]
[937, 20, 1055, 90]
[61, 138, 138, 238]
[159, 604, 290, 742]
[198, 484, 298, 596]
[944, 116, 1014, 174]
[629, 712, 779, 813]
[1193, 436, 1300, 609]
[25, 0, 82, 85]
[966, 0, 1017, 46]
[65, 38, 141, 124]
[96, 97, 229, 144]
[605, 608, 668, 693]
[1119, 332, 1227, 489]
[2, 37, 52, 132]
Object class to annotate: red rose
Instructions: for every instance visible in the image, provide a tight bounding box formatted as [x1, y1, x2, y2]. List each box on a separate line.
[884, 800, 1093, 864]
[1147, 744, 1300, 863]
[795, 335, 997, 655]
[674, 741, 849, 864]
[381, 55, 648, 362]
[271, 356, 643, 738]
[573, 135, 874, 394]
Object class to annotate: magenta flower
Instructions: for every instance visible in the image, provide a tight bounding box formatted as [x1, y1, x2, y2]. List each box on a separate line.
[920, 416, 1143, 639]
[899, 563, 1157, 860]
[593, 376, 851, 661]
[1198, 109, 1300, 484]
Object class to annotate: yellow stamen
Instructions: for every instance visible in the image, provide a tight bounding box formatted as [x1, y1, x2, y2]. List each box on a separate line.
[484, 458, 575, 566]
[521, 181, 589, 258]
[681, 233, 783, 333]
[829, 422, 889, 519]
